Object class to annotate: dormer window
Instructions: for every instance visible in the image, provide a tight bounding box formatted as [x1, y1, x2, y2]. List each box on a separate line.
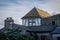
[22, 18, 41, 26]
[21, 7, 50, 27]
[29, 19, 32, 23]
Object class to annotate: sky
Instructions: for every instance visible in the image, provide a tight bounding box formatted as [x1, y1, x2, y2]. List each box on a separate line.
[0, 0, 60, 29]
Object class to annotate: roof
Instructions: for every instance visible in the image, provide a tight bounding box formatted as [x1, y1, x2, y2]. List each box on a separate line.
[0, 23, 30, 33]
[0, 24, 23, 32]
[22, 7, 51, 19]
[27, 26, 55, 32]
[52, 27, 60, 34]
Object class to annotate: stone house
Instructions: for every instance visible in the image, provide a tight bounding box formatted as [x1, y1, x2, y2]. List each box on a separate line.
[0, 17, 28, 35]
[21, 7, 60, 40]
[0, 7, 60, 40]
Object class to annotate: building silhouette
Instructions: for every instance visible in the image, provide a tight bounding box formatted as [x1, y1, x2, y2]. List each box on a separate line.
[0, 7, 60, 40]
[21, 7, 60, 40]
[0, 17, 28, 35]
[4, 17, 14, 29]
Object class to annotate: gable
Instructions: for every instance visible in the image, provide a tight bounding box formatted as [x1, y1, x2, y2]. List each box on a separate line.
[22, 7, 51, 19]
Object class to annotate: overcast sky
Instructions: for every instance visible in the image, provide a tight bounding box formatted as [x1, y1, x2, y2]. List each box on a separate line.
[0, 0, 60, 29]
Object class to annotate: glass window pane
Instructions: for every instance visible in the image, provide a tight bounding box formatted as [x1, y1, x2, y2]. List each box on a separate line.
[28, 19, 32, 26]
[22, 19, 28, 26]
[29, 23, 32, 26]
[22, 19, 25, 25]
[36, 18, 41, 26]
[36, 19, 39, 26]
[22, 18, 41, 26]
[32, 19, 36, 26]
[25, 19, 28, 26]
[38, 19, 41, 25]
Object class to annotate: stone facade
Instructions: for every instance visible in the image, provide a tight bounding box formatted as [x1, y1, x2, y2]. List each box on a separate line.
[4, 17, 14, 29]
[21, 7, 60, 40]
[0, 7, 60, 40]
[0, 17, 28, 35]
[41, 14, 60, 26]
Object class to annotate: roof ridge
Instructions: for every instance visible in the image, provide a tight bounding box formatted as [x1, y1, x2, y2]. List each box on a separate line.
[21, 7, 51, 19]
[36, 8, 51, 18]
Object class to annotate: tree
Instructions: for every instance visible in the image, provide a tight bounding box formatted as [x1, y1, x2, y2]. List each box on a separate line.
[0, 29, 33, 40]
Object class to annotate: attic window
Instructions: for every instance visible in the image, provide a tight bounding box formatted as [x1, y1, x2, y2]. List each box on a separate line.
[52, 21, 55, 25]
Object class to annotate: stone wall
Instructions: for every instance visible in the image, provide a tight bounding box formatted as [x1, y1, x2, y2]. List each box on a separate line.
[41, 14, 60, 26]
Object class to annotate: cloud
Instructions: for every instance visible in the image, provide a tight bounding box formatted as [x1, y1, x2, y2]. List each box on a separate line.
[0, 0, 33, 27]
[0, 0, 60, 29]
[49, 0, 60, 12]
[35, 0, 60, 14]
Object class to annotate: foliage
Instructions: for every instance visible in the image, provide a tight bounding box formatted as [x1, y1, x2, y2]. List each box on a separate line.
[0, 29, 33, 40]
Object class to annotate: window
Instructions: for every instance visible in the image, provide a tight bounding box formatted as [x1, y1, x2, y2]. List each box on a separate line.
[29, 19, 32, 23]
[29, 23, 32, 26]
[29, 19, 32, 26]
[57, 37, 60, 40]
[52, 21, 55, 25]
[25, 19, 28, 26]
[22, 19, 28, 26]
[41, 36, 48, 40]
[28, 18, 41, 26]
[22, 19, 25, 26]
[32, 19, 36, 26]
[23, 18, 41, 26]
